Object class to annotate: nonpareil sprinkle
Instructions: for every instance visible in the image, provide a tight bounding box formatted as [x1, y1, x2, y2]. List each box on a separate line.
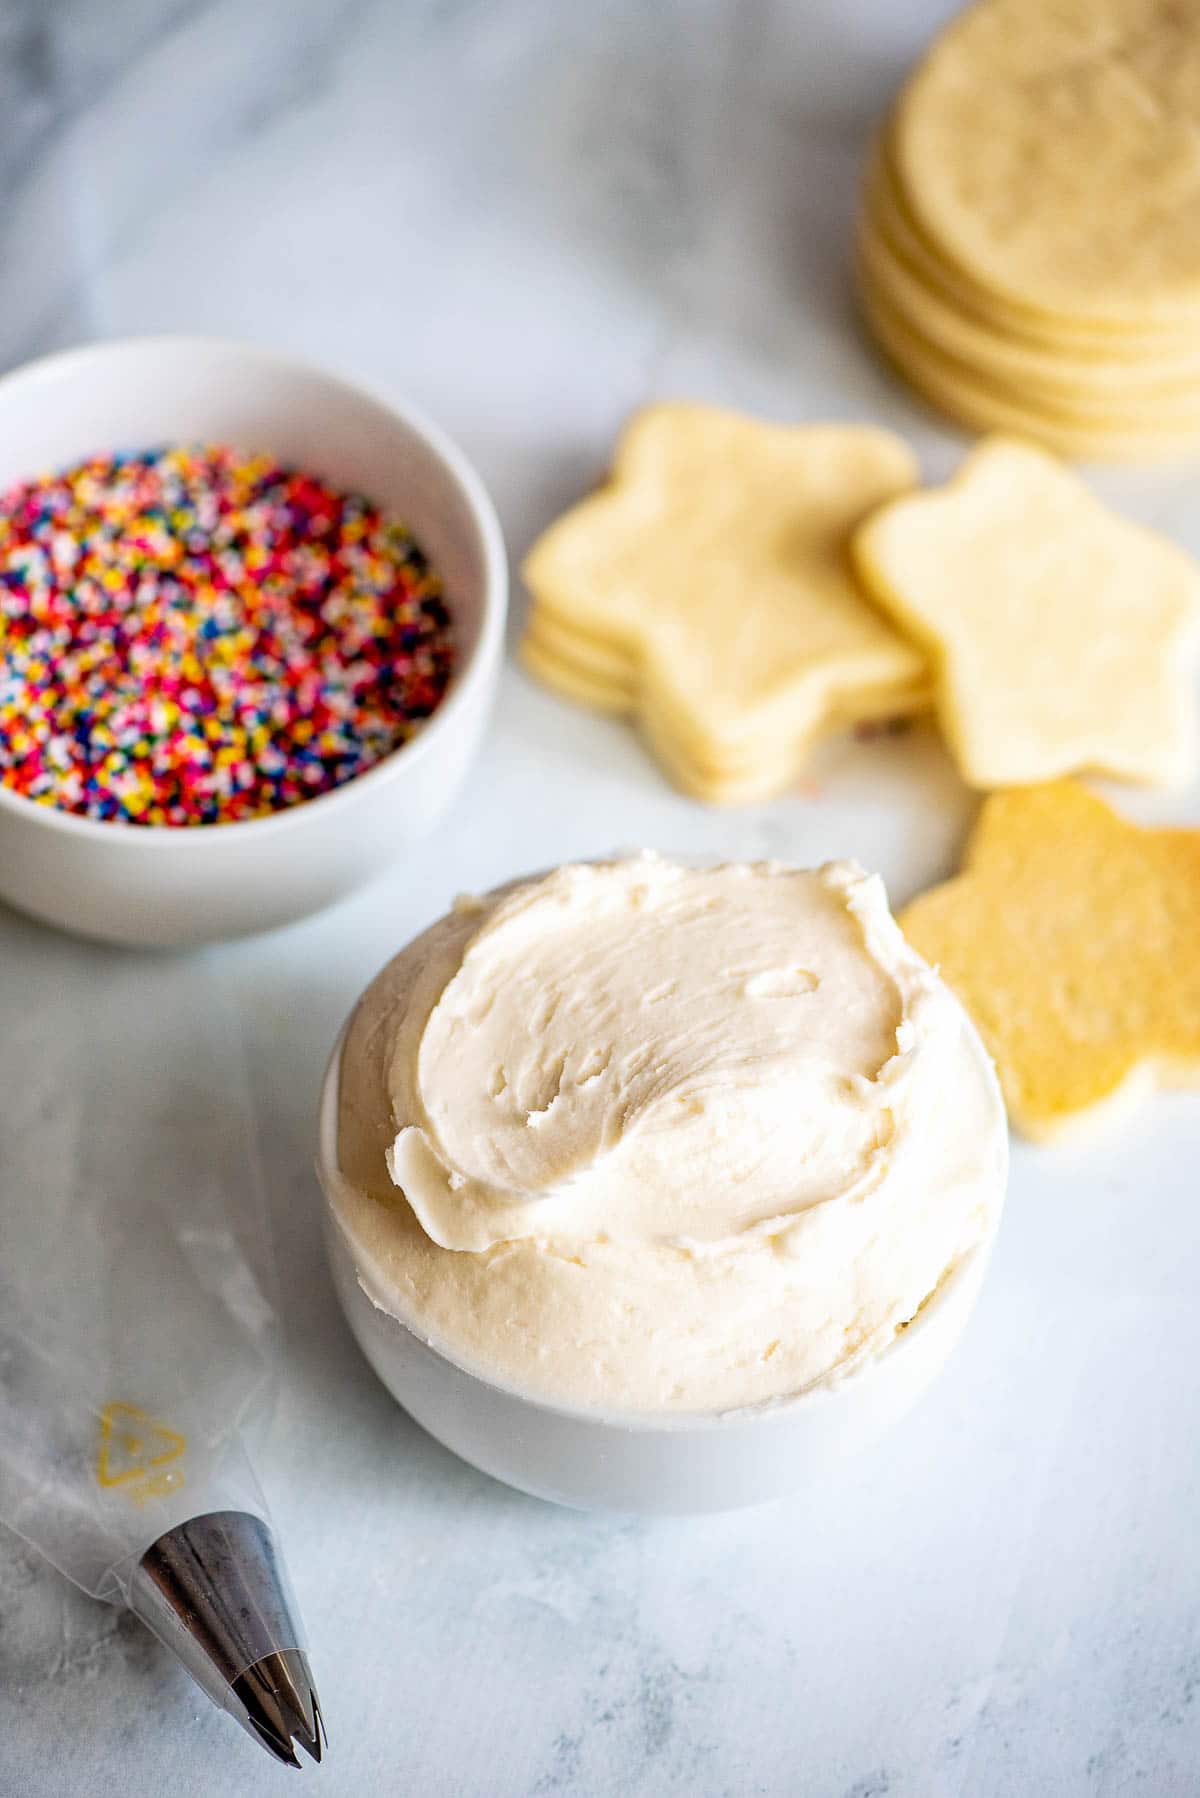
[0, 445, 456, 825]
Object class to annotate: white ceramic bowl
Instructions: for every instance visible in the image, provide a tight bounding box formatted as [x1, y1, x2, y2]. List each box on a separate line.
[0, 337, 506, 946]
[316, 1029, 1003, 1515]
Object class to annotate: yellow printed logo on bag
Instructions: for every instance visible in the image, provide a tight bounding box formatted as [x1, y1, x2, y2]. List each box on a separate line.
[96, 1403, 187, 1507]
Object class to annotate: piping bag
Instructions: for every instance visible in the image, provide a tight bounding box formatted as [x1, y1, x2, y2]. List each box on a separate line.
[0, 947, 323, 1768]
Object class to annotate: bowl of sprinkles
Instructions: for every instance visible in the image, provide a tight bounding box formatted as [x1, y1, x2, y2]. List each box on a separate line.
[0, 338, 505, 945]
[4, 446, 458, 827]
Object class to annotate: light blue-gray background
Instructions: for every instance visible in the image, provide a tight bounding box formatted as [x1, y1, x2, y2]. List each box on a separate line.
[2, 3, 1199, 1794]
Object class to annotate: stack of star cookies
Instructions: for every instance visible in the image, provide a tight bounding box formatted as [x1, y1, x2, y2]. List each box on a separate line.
[522, 411, 1200, 806]
[856, 0, 1200, 462]
[520, 405, 931, 805]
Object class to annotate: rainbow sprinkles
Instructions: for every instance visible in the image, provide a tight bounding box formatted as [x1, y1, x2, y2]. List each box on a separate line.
[0, 445, 455, 826]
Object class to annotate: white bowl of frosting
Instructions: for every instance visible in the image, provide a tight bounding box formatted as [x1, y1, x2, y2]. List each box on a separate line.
[317, 854, 1008, 1513]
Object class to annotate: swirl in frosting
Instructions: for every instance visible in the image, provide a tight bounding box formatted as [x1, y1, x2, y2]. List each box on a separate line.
[334, 856, 1006, 1412]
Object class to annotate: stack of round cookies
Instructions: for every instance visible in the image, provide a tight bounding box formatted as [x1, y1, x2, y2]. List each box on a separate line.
[856, 0, 1200, 462]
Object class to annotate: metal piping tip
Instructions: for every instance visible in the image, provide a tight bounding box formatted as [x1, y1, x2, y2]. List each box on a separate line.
[243, 1703, 301, 1769]
[304, 1694, 326, 1765]
[233, 1649, 324, 1767]
[126, 1510, 326, 1770]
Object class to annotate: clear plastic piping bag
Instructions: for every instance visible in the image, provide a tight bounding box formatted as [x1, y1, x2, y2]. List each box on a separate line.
[0, 934, 317, 1759]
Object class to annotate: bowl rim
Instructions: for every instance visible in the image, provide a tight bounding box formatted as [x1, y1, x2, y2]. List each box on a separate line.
[317, 1018, 1005, 1434]
[0, 333, 508, 847]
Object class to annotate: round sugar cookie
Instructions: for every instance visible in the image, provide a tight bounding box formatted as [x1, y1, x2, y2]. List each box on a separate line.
[858, 276, 1200, 462]
[857, 259, 1200, 432]
[865, 140, 1200, 360]
[894, 0, 1200, 329]
[857, 211, 1200, 410]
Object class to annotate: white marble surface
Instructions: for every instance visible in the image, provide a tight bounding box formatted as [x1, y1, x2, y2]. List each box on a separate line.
[3, 2, 1200, 1793]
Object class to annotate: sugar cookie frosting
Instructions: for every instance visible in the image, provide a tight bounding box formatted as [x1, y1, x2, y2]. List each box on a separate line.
[334, 857, 1007, 1413]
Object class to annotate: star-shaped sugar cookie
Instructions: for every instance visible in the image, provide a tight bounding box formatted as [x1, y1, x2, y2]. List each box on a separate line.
[900, 781, 1200, 1142]
[520, 404, 930, 803]
[853, 437, 1200, 789]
